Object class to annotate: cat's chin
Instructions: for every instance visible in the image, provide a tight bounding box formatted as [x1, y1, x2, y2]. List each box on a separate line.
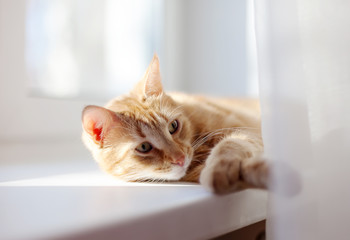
[153, 163, 190, 181]
[163, 165, 187, 181]
[114, 162, 189, 182]
[112, 156, 192, 182]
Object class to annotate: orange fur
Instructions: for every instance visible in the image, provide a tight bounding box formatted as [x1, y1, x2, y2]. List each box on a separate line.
[82, 54, 268, 193]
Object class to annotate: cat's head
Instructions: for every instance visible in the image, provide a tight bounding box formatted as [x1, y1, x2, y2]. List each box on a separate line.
[82, 55, 194, 181]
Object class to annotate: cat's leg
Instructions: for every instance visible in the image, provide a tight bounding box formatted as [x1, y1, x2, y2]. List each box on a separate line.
[199, 133, 268, 194]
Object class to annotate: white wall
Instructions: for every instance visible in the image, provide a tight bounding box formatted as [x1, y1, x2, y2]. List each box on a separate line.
[164, 0, 254, 97]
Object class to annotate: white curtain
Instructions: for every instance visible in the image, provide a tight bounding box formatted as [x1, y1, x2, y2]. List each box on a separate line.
[254, 0, 350, 240]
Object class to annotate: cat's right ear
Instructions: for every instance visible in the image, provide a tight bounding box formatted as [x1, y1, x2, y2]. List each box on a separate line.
[82, 105, 120, 146]
[132, 54, 163, 98]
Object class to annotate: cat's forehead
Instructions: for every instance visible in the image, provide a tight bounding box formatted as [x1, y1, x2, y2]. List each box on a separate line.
[121, 108, 170, 146]
[108, 95, 178, 122]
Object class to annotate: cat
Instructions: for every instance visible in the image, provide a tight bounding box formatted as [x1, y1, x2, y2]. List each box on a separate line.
[81, 54, 268, 194]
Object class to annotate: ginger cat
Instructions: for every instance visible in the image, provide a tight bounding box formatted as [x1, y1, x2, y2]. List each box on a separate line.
[82, 55, 268, 194]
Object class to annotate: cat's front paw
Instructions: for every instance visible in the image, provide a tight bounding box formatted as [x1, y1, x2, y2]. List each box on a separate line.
[199, 157, 242, 194]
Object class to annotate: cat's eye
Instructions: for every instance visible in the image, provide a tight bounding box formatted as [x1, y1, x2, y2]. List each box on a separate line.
[168, 120, 179, 134]
[136, 142, 153, 153]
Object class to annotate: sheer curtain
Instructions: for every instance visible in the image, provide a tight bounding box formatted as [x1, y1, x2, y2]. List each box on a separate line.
[254, 0, 350, 240]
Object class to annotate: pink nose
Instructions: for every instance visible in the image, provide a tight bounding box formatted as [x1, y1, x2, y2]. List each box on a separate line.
[172, 155, 185, 167]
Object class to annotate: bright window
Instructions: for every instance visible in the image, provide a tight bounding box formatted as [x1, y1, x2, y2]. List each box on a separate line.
[26, 0, 163, 100]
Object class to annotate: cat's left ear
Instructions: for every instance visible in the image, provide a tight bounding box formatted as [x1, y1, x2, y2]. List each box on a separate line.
[132, 54, 163, 98]
[82, 105, 120, 146]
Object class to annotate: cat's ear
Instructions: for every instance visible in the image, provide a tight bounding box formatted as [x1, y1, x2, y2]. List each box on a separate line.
[132, 54, 163, 98]
[82, 105, 120, 146]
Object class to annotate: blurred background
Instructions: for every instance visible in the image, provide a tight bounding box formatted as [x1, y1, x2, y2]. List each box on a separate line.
[2, 1, 350, 240]
[0, 0, 257, 165]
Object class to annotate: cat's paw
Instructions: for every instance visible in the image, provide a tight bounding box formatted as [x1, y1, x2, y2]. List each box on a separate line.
[199, 156, 242, 194]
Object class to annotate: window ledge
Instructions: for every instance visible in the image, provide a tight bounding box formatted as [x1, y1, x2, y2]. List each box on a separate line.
[0, 163, 267, 240]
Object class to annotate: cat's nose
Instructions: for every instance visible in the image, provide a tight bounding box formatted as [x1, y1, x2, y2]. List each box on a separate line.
[171, 155, 185, 167]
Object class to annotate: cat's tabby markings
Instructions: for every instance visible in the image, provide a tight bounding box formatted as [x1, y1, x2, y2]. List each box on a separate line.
[82, 54, 269, 194]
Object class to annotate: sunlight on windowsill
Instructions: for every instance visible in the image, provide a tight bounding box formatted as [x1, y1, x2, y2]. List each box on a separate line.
[0, 171, 200, 187]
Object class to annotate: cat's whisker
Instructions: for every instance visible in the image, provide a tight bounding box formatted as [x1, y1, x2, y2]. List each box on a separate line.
[193, 151, 211, 157]
[193, 127, 258, 139]
[192, 130, 227, 150]
[192, 128, 228, 145]
[192, 133, 228, 150]
[191, 127, 260, 151]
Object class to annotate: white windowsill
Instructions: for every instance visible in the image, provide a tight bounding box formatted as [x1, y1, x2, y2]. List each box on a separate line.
[0, 147, 267, 240]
